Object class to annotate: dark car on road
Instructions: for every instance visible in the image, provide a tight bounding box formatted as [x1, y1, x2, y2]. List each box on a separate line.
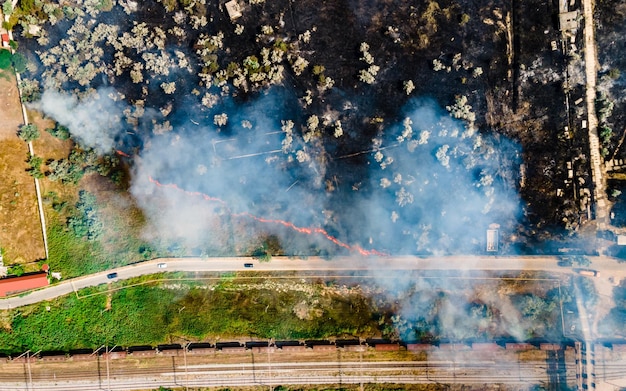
[557, 258, 573, 267]
[243, 263, 254, 268]
[106, 272, 118, 279]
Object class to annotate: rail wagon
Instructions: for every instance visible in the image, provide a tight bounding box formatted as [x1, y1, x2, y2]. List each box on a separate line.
[40, 354, 68, 362]
[70, 353, 97, 361]
[611, 344, 626, 353]
[406, 343, 434, 351]
[250, 346, 275, 354]
[11, 356, 37, 363]
[187, 347, 216, 355]
[280, 345, 307, 352]
[439, 343, 470, 351]
[103, 351, 127, 360]
[471, 343, 502, 351]
[505, 343, 536, 351]
[157, 344, 183, 356]
[540, 343, 562, 351]
[312, 344, 336, 351]
[130, 349, 157, 357]
[342, 344, 366, 352]
[374, 343, 400, 351]
[220, 346, 247, 354]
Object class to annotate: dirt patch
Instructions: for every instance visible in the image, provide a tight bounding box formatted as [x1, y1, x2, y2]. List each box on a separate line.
[0, 74, 45, 263]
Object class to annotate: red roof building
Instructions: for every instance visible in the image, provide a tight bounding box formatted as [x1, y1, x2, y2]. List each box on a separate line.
[1, 34, 9, 48]
[0, 272, 49, 297]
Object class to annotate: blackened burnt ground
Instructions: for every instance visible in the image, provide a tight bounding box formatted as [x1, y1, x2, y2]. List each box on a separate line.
[16, 0, 588, 255]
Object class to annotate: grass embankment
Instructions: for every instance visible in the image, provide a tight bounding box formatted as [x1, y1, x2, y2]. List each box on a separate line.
[0, 277, 377, 353]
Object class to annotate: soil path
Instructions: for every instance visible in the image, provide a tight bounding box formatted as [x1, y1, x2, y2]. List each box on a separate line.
[582, 0, 608, 228]
[0, 9, 47, 262]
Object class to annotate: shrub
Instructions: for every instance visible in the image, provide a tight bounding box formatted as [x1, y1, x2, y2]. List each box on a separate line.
[26, 154, 44, 178]
[47, 159, 84, 184]
[46, 123, 70, 140]
[67, 190, 103, 240]
[19, 79, 40, 102]
[17, 123, 40, 142]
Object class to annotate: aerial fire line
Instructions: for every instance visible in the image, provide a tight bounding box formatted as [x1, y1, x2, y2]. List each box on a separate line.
[147, 176, 387, 256]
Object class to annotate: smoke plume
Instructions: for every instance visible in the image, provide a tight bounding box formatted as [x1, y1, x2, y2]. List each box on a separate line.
[38, 88, 126, 153]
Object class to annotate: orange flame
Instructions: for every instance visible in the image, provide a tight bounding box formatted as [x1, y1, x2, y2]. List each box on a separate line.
[147, 176, 386, 256]
[115, 150, 131, 158]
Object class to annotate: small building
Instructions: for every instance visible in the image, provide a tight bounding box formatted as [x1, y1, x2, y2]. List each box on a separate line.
[487, 229, 499, 252]
[617, 235, 626, 246]
[559, 11, 579, 33]
[0, 272, 49, 297]
[1, 34, 9, 48]
[225, 0, 242, 21]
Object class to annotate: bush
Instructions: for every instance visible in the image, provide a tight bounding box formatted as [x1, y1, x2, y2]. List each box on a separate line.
[17, 123, 40, 142]
[47, 159, 84, 184]
[46, 123, 70, 140]
[0, 50, 11, 70]
[19, 78, 40, 102]
[26, 154, 44, 178]
[67, 190, 103, 240]
[8, 264, 24, 276]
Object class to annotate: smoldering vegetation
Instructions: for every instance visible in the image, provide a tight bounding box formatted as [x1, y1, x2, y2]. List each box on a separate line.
[13, 0, 570, 256]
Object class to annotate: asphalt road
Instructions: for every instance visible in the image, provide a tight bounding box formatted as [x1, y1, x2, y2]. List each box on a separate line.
[2, 255, 624, 310]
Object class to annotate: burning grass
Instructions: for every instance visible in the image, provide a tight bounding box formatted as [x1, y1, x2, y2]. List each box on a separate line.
[4, 0, 585, 263]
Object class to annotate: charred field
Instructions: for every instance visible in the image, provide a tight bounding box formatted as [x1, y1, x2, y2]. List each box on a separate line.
[10, 0, 586, 260]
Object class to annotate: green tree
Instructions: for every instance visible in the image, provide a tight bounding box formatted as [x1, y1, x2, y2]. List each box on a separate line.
[572, 255, 591, 267]
[0, 50, 11, 70]
[26, 154, 44, 178]
[67, 190, 102, 240]
[2, 0, 13, 15]
[47, 159, 84, 184]
[17, 123, 39, 142]
[11, 52, 27, 73]
[46, 123, 70, 140]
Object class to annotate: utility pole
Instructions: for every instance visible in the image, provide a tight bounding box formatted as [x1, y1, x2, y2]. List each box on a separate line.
[15, 350, 31, 391]
[105, 345, 117, 391]
[182, 342, 190, 391]
[268, 339, 273, 391]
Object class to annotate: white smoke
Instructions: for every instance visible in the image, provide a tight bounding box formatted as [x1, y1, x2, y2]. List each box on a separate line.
[39, 88, 125, 153]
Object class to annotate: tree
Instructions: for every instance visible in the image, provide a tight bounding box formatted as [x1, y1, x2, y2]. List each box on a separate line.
[0, 50, 11, 70]
[67, 190, 103, 240]
[47, 159, 84, 184]
[572, 255, 590, 267]
[46, 123, 70, 140]
[11, 52, 28, 74]
[2, 0, 13, 15]
[17, 123, 40, 142]
[26, 154, 44, 178]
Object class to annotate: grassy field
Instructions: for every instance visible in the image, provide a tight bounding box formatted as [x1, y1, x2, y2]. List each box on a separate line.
[0, 273, 567, 354]
[0, 73, 46, 264]
[0, 276, 379, 353]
